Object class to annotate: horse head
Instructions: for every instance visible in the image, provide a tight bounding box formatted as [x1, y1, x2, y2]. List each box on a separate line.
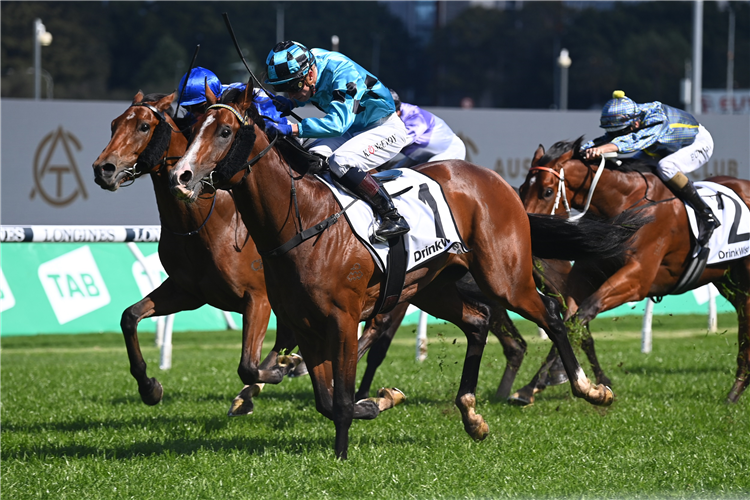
[169, 79, 259, 203]
[93, 91, 178, 191]
[519, 137, 587, 216]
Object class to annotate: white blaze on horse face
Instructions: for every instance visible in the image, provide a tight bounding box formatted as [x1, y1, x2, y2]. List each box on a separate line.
[529, 176, 537, 186]
[179, 114, 216, 175]
[126, 111, 136, 120]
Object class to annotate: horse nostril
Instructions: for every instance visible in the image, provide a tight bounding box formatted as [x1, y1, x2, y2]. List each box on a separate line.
[179, 170, 193, 185]
[101, 163, 116, 174]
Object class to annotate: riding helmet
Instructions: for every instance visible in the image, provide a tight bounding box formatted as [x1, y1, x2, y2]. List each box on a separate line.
[177, 67, 222, 106]
[599, 90, 640, 132]
[265, 41, 315, 91]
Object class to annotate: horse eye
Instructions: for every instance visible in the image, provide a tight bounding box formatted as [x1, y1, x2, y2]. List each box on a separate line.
[220, 128, 232, 139]
[544, 187, 554, 198]
[139, 123, 150, 132]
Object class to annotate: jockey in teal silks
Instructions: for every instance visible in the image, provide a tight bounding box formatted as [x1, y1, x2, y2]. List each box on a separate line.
[581, 90, 720, 247]
[264, 41, 410, 242]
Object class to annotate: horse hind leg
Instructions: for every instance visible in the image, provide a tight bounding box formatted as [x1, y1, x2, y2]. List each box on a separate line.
[120, 278, 205, 405]
[716, 264, 750, 403]
[489, 304, 528, 401]
[412, 280, 492, 441]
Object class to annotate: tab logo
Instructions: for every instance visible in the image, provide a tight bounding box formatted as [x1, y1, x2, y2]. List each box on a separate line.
[0, 269, 16, 313]
[30, 126, 88, 207]
[38, 246, 110, 324]
[131, 252, 167, 296]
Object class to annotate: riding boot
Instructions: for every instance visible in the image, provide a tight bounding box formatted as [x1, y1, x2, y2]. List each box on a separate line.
[339, 168, 410, 241]
[666, 172, 720, 247]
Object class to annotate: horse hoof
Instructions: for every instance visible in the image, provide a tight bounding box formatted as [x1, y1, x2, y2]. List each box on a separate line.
[545, 370, 569, 387]
[140, 378, 163, 406]
[228, 395, 254, 416]
[507, 390, 534, 406]
[377, 387, 406, 406]
[597, 385, 614, 406]
[470, 420, 490, 441]
[288, 359, 308, 378]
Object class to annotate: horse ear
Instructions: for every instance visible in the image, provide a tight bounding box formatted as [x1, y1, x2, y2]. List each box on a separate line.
[133, 91, 144, 104]
[237, 79, 255, 114]
[532, 144, 545, 165]
[205, 79, 218, 105]
[156, 92, 176, 112]
[572, 136, 585, 160]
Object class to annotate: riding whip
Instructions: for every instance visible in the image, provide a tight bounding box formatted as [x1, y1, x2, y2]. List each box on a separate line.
[174, 44, 201, 113]
[222, 12, 303, 122]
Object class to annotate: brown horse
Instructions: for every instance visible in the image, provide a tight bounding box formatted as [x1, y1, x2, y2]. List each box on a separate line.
[518, 137, 750, 404]
[167, 82, 632, 459]
[92, 91, 539, 410]
[92, 91, 302, 416]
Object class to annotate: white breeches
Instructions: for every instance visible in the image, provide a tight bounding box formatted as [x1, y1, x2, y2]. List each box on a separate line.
[308, 113, 410, 177]
[656, 125, 714, 181]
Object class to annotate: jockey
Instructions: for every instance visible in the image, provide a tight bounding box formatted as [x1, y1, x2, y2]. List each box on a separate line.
[581, 90, 719, 247]
[175, 67, 288, 132]
[386, 89, 466, 168]
[264, 40, 410, 242]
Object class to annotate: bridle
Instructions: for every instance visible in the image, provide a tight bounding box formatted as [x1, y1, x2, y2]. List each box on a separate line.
[118, 102, 181, 186]
[528, 154, 612, 220]
[200, 103, 278, 192]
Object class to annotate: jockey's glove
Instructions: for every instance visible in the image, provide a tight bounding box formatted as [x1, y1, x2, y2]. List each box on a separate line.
[269, 120, 293, 136]
[271, 95, 295, 117]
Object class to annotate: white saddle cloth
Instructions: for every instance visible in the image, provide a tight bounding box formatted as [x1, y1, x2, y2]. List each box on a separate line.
[686, 182, 750, 264]
[316, 169, 469, 272]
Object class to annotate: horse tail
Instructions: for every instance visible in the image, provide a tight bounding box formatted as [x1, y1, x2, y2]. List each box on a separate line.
[527, 210, 652, 262]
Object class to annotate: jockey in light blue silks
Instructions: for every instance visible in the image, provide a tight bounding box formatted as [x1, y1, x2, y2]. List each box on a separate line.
[264, 41, 411, 242]
[581, 90, 720, 246]
[387, 89, 466, 169]
[176, 67, 289, 132]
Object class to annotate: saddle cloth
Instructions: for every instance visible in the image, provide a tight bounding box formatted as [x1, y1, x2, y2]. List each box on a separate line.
[316, 169, 469, 272]
[685, 182, 750, 264]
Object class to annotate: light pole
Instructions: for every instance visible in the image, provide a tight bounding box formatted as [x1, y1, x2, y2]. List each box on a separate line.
[34, 18, 53, 100]
[557, 48, 572, 111]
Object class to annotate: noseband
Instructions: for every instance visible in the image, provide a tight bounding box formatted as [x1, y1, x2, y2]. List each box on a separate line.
[528, 154, 609, 220]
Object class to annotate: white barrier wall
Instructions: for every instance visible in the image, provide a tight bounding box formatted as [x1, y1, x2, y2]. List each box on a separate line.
[3, 98, 749, 225]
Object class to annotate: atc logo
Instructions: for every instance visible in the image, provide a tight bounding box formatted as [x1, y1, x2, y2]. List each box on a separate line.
[38, 246, 111, 324]
[0, 269, 16, 313]
[30, 126, 88, 206]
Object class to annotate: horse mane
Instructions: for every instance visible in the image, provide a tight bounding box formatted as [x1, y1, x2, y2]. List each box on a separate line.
[542, 136, 657, 174]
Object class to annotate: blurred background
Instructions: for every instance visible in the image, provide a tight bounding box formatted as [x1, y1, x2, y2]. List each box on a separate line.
[2, 0, 749, 113]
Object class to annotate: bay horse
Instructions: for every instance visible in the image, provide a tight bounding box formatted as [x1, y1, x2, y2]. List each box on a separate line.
[518, 137, 750, 404]
[92, 91, 302, 416]
[168, 82, 635, 459]
[92, 91, 537, 410]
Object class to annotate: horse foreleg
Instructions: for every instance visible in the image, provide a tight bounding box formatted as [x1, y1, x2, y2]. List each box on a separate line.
[355, 302, 409, 400]
[581, 325, 611, 386]
[230, 316, 300, 416]
[120, 278, 205, 405]
[508, 346, 558, 406]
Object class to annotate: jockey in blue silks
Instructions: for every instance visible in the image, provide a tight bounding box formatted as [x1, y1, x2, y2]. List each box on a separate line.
[387, 89, 466, 169]
[581, 90, 719, 246]
[176, 67, 289, 132]
[264, 40, 410, 241]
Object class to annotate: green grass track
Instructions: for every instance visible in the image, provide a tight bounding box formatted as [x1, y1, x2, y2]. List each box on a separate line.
[2, 314, 749, 499]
